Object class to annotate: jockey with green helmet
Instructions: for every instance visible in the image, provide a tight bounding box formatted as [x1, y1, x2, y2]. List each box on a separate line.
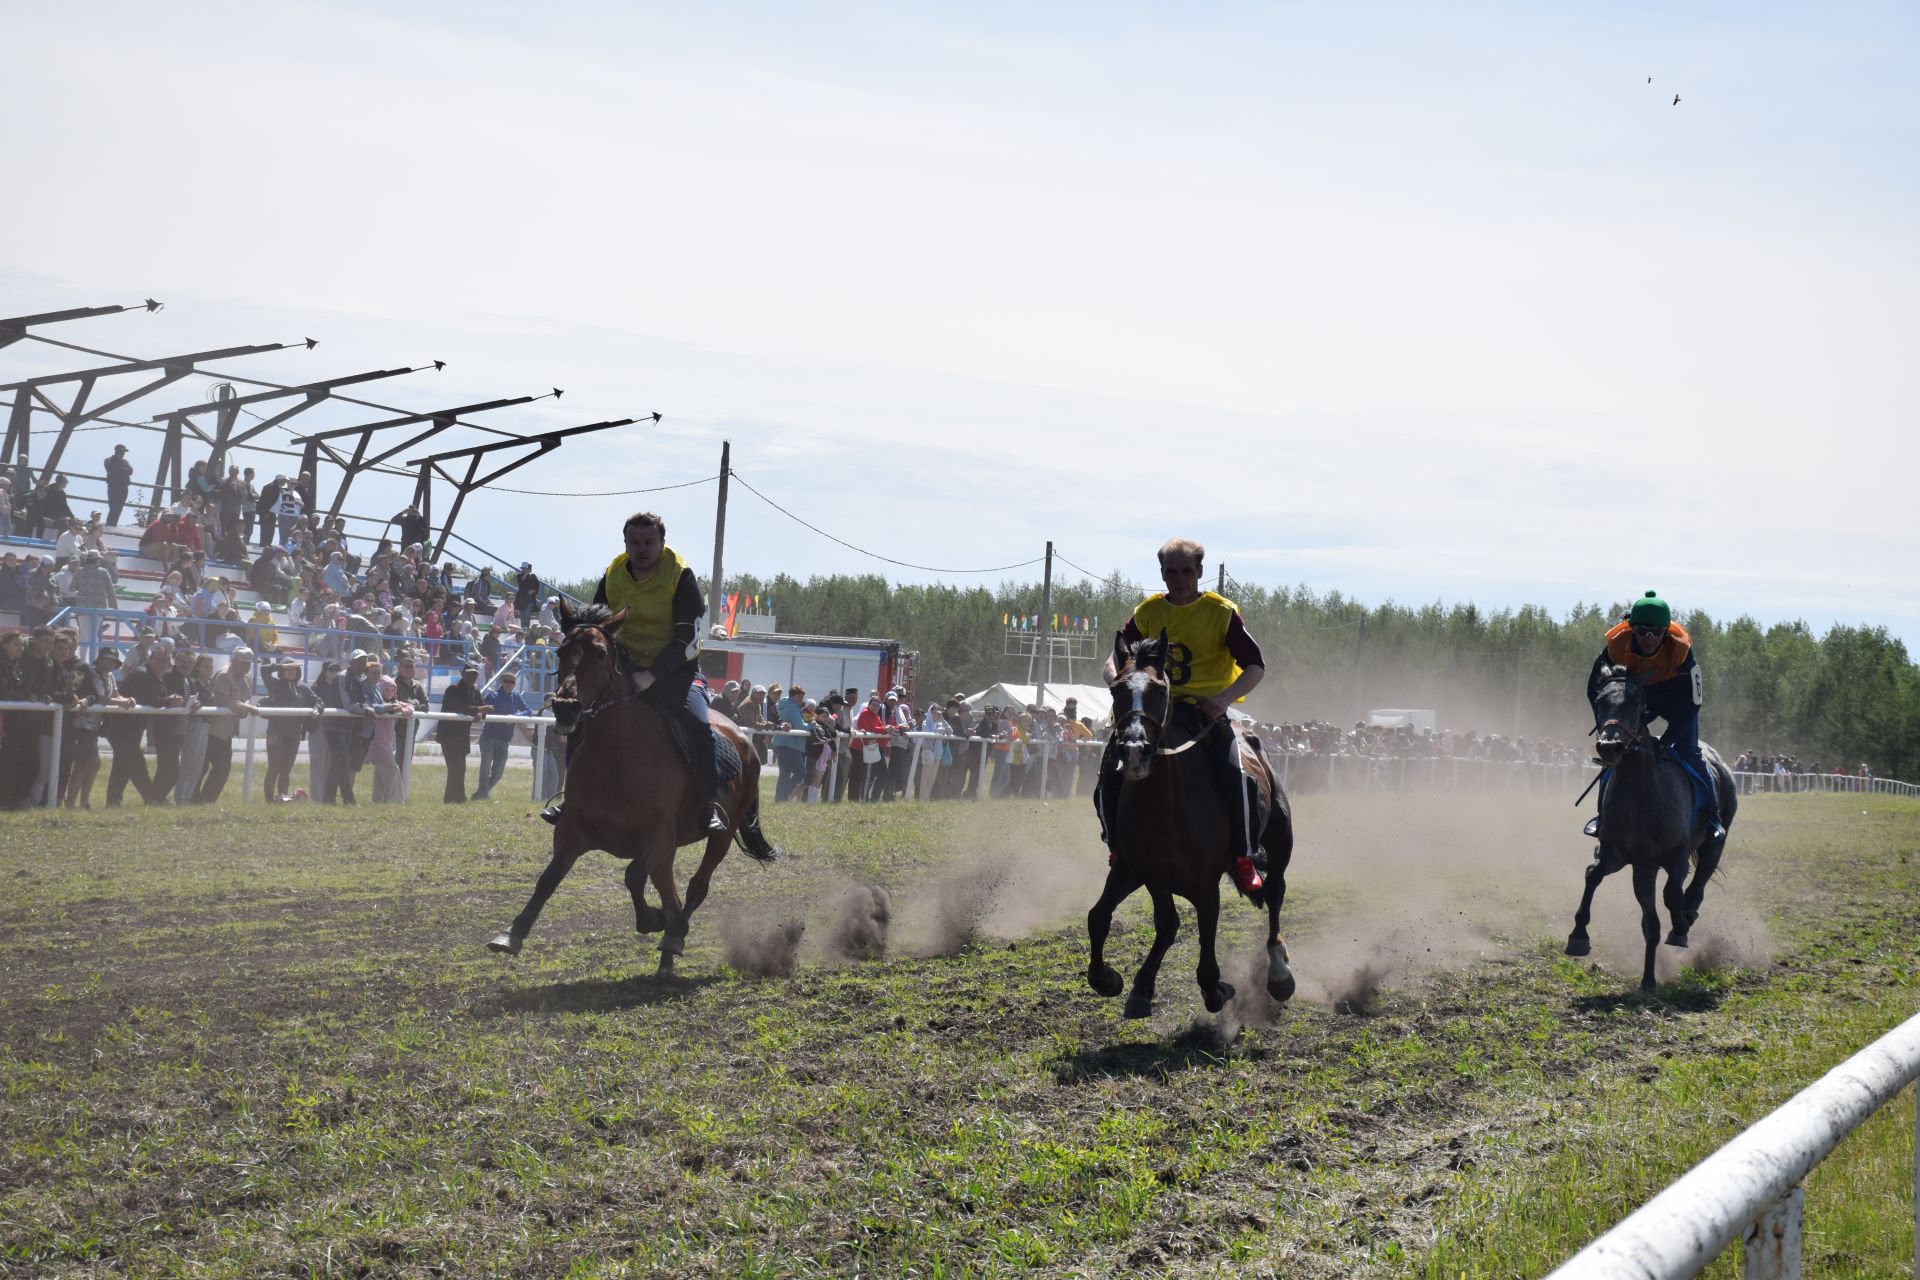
[1100, 537, 1268, 895]
[1584, 589, 1724, 841]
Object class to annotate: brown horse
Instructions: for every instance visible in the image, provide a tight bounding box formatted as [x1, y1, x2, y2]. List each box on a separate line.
[487, 602, 779, 973]
[1087, 630, 1296, 1018]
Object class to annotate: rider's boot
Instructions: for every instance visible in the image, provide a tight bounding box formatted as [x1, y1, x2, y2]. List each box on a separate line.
[1228, 771, 1264, 895]
[1582, 815, 1600, 838]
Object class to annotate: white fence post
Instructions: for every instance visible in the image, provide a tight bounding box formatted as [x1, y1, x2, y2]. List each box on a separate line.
[242, 721, 257, 804]
[44, 705, 64, 810]
[1741, 1184, 1802, 1278]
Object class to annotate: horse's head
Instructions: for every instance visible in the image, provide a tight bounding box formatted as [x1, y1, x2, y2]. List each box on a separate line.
[1590, 664, 1648, 766]
[1109, 628, 1171, 781]
[553, 600, 626, 737]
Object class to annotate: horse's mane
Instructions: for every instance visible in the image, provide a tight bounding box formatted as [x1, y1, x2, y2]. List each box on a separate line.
[565, 602, 617, 631]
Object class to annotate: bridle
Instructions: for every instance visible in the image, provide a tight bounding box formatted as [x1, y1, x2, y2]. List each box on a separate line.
[1593, 675, 1649, 755]
[555, 622, 638, 730]
[1110, 654, 1169, 772]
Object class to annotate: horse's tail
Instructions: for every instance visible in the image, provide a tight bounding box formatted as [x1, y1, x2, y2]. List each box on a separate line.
[734, 796, 781, 863]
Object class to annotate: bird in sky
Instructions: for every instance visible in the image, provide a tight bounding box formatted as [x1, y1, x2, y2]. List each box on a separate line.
[1672, 93, 1681, 105]
[1647, 76, 1653, 83]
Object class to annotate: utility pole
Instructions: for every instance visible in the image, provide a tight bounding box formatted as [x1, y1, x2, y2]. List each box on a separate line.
[1037, 541, 1054, 709]
[1218, 562, 1226, 594]
[709, 440, 730, 634]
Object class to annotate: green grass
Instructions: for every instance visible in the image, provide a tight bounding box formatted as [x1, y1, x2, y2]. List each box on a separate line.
[0, 784, 1915, 1277]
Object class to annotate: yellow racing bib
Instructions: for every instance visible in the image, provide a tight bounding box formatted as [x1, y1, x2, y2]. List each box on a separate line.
[601, 545, 694, 669]
[1131, 592, 1242, 701]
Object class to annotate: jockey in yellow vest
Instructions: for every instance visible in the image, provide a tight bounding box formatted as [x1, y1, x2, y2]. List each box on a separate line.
[540, 511, 725, 832]
[1100, 537, 1269, 894]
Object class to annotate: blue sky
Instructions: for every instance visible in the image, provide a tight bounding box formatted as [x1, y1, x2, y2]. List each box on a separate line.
[3, 2, 1915, 641]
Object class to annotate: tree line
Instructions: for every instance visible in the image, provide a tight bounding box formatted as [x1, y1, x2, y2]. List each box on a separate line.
[555, 566, 1919, 779]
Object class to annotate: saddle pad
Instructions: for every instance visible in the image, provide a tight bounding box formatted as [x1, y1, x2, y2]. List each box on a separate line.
[662, 711, 742, 787]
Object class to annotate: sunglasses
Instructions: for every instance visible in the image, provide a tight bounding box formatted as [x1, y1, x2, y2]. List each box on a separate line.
[1632, 625, 1663, 638]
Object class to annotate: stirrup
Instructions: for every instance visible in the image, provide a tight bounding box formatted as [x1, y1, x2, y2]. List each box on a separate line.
[706, 803, 728, 834]
[1582, 816, 1601, 838]
[541, 797, 565, 825]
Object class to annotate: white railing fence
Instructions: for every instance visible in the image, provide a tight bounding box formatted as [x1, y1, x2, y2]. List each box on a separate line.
[1547, 1009, 1920, 1278]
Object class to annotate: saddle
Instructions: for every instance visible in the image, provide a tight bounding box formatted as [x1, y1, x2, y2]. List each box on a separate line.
[658, 698, 744, 790]
[1145, 702, 1283, 848]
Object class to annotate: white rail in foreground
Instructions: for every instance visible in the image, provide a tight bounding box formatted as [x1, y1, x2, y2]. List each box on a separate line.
[1546, 1009, 1920, 1279]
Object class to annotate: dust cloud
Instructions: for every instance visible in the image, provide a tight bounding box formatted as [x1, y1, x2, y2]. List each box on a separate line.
[719, 786, 1774, 1008]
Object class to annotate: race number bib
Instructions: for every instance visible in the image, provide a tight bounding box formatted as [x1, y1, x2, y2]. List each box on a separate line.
[1690, 666, 1704, 706]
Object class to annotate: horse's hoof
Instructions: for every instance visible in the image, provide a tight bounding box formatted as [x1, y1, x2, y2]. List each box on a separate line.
[487, 932, 522, 956]
[656, 952, 675, 976]
[1267, 943, 1296, 1003]
[659, 934, 686, 957]
[1122, 991, 1154, 1020]
[1088, 965, 1124, 999]
[1564, 935, 1591, 958]
[1203, 981, 1235, 1014]
[634, 907, 668, 935]
[1665, 930, 1690, 948]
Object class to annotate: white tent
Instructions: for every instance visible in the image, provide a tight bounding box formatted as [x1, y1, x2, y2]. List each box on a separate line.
[962, 681, 1111, 728]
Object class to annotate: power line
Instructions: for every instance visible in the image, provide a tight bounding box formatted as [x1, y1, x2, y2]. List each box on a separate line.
[1050, 549, 1129, 583]
[489, 473, 721, 498]
[729, 469, 1045, 575]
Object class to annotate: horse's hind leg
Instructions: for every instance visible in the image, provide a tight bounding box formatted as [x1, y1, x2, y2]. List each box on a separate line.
[1678, 835, 1725, 940]
[1086, 866, 1142, 1000]
[625, 857, 669, 935]
[1632, 861, 1661, 991]
[1662, 850, 1693, 948]
[677, 833, 732, 937]
[1263, 818, 1295, 1002]
[489, 845, 584, 956]
[1566, 847, 1620, 957]
[1124, 888, 1180, 1020]
[1193, 886, 1234, 1014]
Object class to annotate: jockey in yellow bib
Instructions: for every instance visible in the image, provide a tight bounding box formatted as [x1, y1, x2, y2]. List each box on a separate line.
[1100, 537, 1268, 894]
[540, 511, 725, 833]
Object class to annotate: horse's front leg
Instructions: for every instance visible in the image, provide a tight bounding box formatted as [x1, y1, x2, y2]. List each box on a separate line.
[1193, 885, 1234, 1014]
[678, 830, 733, 932]
[489, 842, 584, 955]
[1631, 860, 1661, 991]
[1124, 888, 1180, 1020]
[1661, 849, 1694, 948]
[1566, 846, 1622, 957]
[647, 847, 689, 973]
[1086, 865, 1142, 1000]
[624, 856, 669, 935]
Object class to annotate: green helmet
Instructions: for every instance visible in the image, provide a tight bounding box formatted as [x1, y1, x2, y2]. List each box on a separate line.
[1627, 590, 1670, 630]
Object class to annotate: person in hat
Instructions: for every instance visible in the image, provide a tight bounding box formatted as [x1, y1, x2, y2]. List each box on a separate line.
[103, 443, 136, 527]
[1584, 590, 1724, 840]
[66, 647, 134, 808]
[512, 561, 541, 621]
[193, 647, 260, 803]
[66, 547, 117, 611]
[261, 657, 322, 801]
[437, 664, 486, 804]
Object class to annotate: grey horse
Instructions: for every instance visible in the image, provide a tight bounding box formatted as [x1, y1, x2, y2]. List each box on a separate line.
[1565, 665, 1737, 990]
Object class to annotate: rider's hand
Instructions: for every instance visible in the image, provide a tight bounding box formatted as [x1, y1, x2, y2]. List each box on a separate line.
[1199, 694, 1229, 722]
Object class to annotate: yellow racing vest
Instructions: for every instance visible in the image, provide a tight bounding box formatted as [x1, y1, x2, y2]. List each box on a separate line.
[1131, 591, 1242, 701]
[601, 545, 696, 669]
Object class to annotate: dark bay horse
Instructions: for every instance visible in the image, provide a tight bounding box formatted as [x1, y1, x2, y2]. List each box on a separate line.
[487, 602, 779, 973]
[1565, 665, 1736, 990]
[1086, 631, 1296, 1019]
